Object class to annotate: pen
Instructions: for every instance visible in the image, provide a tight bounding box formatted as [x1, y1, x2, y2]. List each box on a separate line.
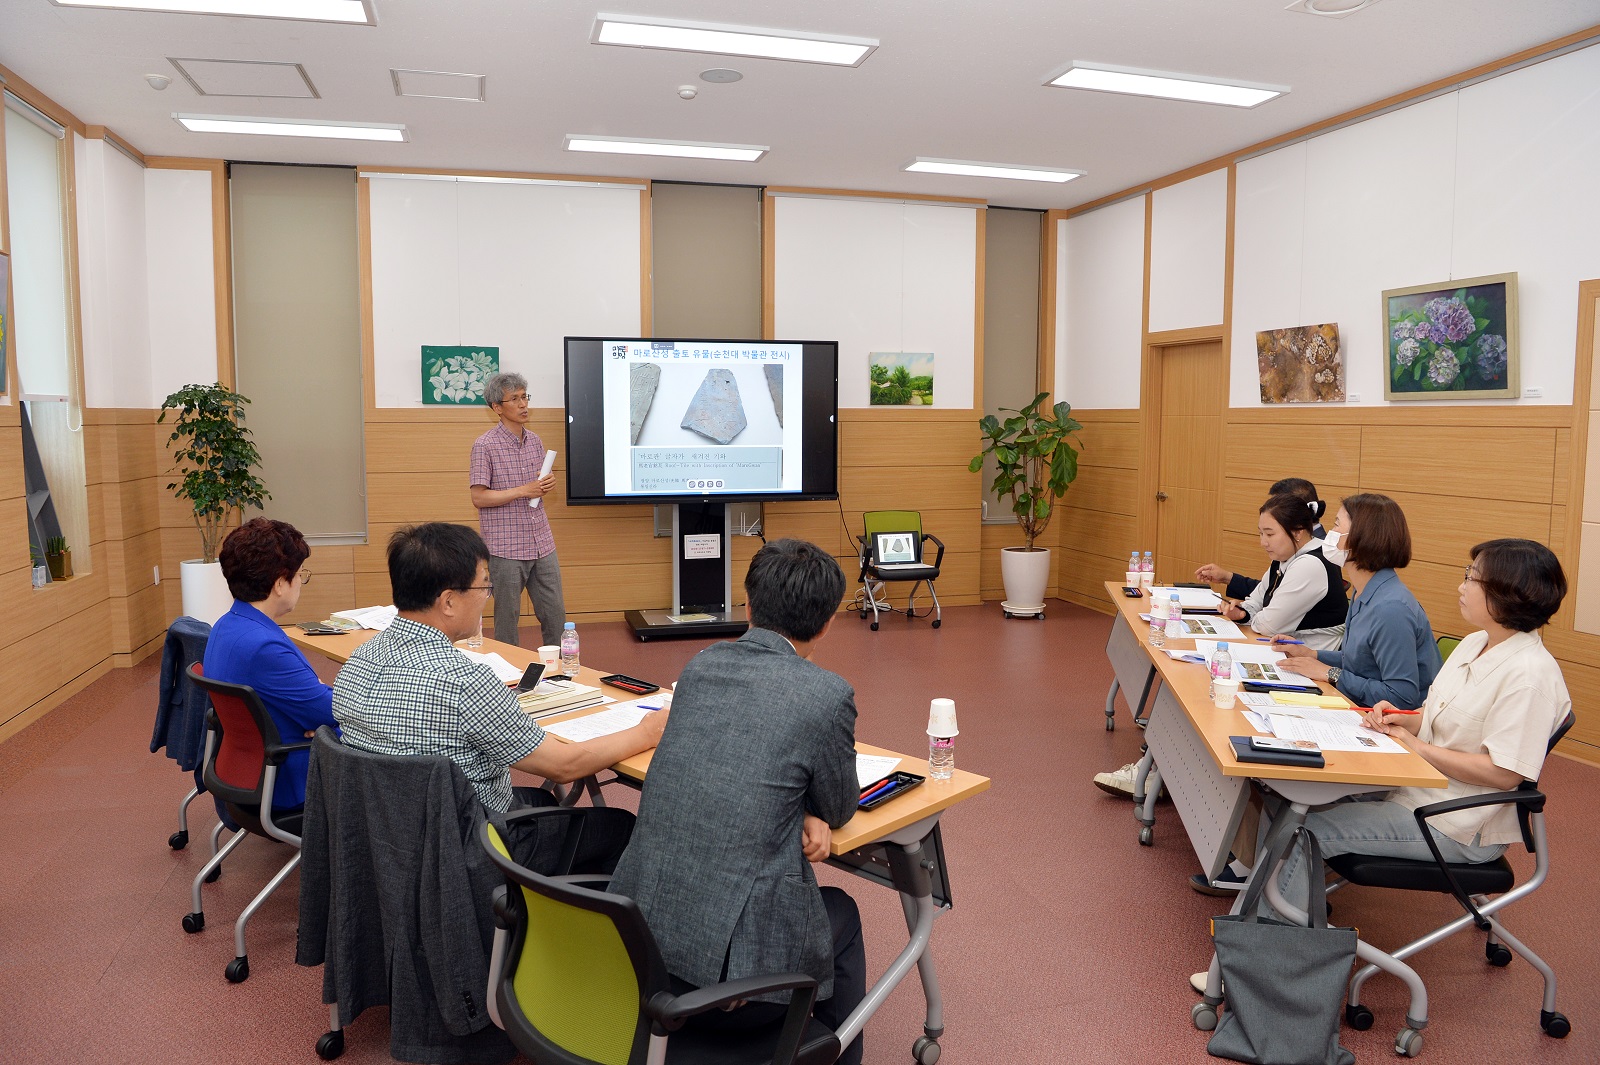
[1180, 654, 1207, 664]
[1353, 706, 1421, 715]
[860, 778, 891, 799]
[1258, 637, 1305, 645]
[860, 781, 900, 805]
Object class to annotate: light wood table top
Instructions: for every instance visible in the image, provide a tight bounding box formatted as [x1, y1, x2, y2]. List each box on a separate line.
[289, 623, 990, 855]
[1104, 582, 1446, 790]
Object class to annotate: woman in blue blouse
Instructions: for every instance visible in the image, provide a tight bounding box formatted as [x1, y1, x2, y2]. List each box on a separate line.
[202, 518, 338, 811]
[1273, 493, 1441, 708]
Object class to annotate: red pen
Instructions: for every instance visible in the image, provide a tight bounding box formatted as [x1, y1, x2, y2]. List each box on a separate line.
[1353, 706, 1421, 715]
[860, 779, 897, 803]
[860, 778, 892, 799]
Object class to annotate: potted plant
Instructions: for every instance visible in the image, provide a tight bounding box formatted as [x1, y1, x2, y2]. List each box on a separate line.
[44, 535, 72, 580]
[159, 383, 271, 625]
[30, 543, 49, 587]
[969, 391, 1082, 618]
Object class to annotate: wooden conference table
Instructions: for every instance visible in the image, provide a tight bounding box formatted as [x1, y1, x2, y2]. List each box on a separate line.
[291, 624, 989, 1063]
[1098, 582, 1447, 1036]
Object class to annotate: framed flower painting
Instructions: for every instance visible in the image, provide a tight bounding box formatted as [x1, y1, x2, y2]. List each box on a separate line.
[421, 346, 498, 405]
[1381, 273, 1517, 401]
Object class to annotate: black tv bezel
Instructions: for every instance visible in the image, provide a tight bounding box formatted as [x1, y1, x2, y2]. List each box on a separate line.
[562, 335, 840, 507]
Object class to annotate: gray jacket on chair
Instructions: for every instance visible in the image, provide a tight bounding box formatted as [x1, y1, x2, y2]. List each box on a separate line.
[609, 626, 859, 1000]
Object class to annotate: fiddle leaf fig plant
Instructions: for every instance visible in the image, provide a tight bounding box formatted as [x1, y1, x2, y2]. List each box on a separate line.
[158, 383, 271, 564]
[969, 391, 1083, 551]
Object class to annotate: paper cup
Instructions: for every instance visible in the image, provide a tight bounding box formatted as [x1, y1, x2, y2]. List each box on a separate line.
[538, 644, 560, 668]
[1213, 678, 1241, 709]
[926, 697, 959, 738]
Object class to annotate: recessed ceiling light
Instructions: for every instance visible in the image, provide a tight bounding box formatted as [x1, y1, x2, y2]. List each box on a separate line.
[592, 13, 876, 67]
[904, 158, 1085, 183]
[700, 68, 744, 84]
[1046, 61, 1288, 108]
[175, 113, 406, 141]
[50, 0, 374, 24]
[1287, 0, 1382, 16]
[565, 134, 767, 162]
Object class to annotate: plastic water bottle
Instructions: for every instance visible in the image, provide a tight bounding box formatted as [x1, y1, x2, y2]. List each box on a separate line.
[1165, 593, 1182, 642]
[1141, 551, 1155, 592]
[1209, 641, 1233, 698]
[927, 698, 958, 781]
[560, 622, 580, 677]
[1126, 552, 1141, 588]
[1149, 591, 1169, 647]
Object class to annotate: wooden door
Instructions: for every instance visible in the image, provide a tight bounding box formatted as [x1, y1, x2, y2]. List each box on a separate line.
[1154, 339, 1227, 586]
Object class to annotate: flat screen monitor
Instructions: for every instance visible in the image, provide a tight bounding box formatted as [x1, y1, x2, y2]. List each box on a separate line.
[564, 337, 839, 506]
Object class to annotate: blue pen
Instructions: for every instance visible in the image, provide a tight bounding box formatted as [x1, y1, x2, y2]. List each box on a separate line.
[860, 780, 899, 804]
[1258, 637, 1305, 645]
[1180, 654, 1207, 664]
[637, 703, 662, 711]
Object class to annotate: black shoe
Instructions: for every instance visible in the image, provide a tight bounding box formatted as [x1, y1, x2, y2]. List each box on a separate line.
[1189, 868, 1247, 897]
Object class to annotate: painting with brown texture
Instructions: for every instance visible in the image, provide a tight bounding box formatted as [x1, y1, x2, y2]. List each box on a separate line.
[1256, 323, 1344, 403]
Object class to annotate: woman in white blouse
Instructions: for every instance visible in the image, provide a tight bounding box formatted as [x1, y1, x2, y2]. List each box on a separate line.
[1221, 493, 1348, 650]
[1274, 538, 1572, 909]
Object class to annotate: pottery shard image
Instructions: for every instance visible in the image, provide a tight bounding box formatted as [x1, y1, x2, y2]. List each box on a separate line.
[629, 362, 661, 444]
[764, 364, 783, 426]
[681, 368, 748, 445]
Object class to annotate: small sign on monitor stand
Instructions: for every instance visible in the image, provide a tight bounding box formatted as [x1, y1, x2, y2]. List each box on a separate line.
[683, 534, 721, 560]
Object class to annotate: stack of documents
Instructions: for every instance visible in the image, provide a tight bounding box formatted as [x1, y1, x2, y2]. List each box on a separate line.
[458, 649, 523, 684]
[516, 679, 607, 719]
[1238, 701, 1407, 754]
[1149, 586, 1223, 612]
[543, 699, 659, 740]
[1195, 640, 1311, 686]
[330, 605, 398, 630]
[856, 754, 901, 788]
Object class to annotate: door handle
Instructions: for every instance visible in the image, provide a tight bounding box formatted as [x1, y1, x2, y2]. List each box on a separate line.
[1156, 491, 1169, 502]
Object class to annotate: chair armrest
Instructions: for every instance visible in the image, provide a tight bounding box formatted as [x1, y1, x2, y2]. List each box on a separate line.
[920, 532, 945, 570]
[648, 973, 817, 1024]
[264, 737, 314, 766]
[1411, 789, 1544, 927]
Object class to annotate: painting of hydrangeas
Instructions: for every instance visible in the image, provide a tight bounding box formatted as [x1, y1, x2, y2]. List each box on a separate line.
[421, 346, 498, 405]
[1382, 273, 1517, 401]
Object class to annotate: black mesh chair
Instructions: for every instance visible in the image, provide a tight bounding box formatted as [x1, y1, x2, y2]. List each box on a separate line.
[1326, 712, 1575, 1053]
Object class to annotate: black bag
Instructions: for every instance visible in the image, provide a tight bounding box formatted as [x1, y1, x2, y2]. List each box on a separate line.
[1207, 823, 1356, 1065]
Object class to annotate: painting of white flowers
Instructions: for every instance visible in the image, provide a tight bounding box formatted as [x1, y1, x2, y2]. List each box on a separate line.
[1382, 273, 1518, 401]
[422, 346, 498, 405]
[1256, 323, 1343, 403]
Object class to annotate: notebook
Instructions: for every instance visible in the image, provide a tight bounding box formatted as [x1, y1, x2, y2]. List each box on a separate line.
[872, 531, 921, 569]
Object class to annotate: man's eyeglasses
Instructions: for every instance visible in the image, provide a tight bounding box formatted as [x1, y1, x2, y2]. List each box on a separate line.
[497, 393, 530, 406]
[298, 568, 313, 585]
[462, 583, 494, 596]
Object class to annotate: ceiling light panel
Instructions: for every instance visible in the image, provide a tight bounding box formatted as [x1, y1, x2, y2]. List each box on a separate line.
[1047, 61, 1288, 108]
[392, 69, 487, 102]
[1286, 0, 1383, 16]
[564, 135, 767, 162]
[51, 0, 374, 24]
[904, 158, 1084, 183]
[175, 113, 406, 141]
[170, 59, 319, 98]
[592, 13, 876, 67]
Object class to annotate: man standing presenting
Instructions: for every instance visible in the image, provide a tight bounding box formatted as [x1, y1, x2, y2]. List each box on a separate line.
[608, 539, 866, 1065]
[470, 371, 564, 647]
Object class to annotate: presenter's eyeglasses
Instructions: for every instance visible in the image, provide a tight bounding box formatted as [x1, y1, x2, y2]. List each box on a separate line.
[499, 392, 530, 406]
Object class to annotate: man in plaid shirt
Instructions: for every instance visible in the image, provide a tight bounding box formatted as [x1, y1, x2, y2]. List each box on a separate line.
[470, 372, 564, 647]
[332, 522, 666, 816]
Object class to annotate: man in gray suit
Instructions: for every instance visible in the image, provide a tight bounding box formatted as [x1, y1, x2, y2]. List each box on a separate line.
[609, 538, 865, 1065]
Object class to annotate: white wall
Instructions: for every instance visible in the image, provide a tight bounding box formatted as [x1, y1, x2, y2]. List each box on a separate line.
[1148, 169, 1227, 334]
[144, 168, 219, 405]
[1055, 196, 1146, 409]
[76, 138, 152, 410]
[771, 195, 977, 409]
[366, 176, 643, 407]
[1231, 43, 1600, 407]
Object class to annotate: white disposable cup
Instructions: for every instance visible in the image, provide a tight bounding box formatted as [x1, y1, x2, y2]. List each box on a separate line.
[538, 644, 560, 669]
[926, 697, 959, 737]
[1213, 678, 1241, 709]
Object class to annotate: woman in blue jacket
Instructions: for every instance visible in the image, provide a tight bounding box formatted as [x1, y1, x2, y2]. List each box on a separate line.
[1273, 493, 1441, 708]
[202, 518, 337, 811]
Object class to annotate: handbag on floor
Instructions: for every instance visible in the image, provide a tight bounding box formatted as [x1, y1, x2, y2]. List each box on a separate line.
[1206, 824, 1356, 1065]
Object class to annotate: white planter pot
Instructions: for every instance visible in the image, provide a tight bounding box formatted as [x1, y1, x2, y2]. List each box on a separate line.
[180, 559, 234, 627]
[999, 546, 1050, 615]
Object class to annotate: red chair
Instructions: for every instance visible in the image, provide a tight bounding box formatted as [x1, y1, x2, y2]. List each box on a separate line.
[182, 662, 308, 983]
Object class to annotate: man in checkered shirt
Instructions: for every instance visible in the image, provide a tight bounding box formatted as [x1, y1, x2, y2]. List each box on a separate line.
[332, 522, 666, 816]
[470, 372, 564, 647]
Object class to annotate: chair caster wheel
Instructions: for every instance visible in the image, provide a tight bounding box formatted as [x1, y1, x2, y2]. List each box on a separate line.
[204, 866, 221, 883]
[225, 956, 250, 983]
[1485, 942, 1512, 966]
[870, 621, 879, 631]
[1138, 826, 1153, 846]
[931, 618, 941, 628]
[1036, 612, 1045, 620]
[1541, 1010, 1571, 1038]
[316, 1030, 346, 1060]
[859, 610, 867, 619]
[182, 912, 205, 934]
[1192, 1002, 1218, 1031]
[1105, 718, 1115, 731]
[912, 1035, 941, 1064]
[1395, 1027, 1423, 1057]
[1345, 1003, 1374, 1030]
[169, 830, 189, 850]
[1002, 610, 1012, 619]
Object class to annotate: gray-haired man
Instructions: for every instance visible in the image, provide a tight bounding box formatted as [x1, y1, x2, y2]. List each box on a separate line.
[469, 371, 566, 646]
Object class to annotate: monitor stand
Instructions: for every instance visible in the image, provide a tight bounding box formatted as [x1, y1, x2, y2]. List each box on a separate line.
[626, 502, 749, 641]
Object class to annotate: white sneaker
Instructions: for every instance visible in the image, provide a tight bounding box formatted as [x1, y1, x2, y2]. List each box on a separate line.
[1093, 762, 1138, 797]
[1190, 971, 1223, 995]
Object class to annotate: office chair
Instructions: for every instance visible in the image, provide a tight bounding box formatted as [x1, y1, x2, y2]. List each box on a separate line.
[1325, 712, 1576, 1055]
[151, 616, 216, 853]
[481, 808, 842, 1065]
[858, 510, 944, 630]
[181, 662, 309, 984]
[1435, 634, 1462, 662]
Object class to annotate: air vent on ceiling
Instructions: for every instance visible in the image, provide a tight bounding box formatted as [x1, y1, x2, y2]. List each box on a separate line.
[170, 58, 318, 98]
[391, 69, 486, 102]
[1284, 0, 1384, 17]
